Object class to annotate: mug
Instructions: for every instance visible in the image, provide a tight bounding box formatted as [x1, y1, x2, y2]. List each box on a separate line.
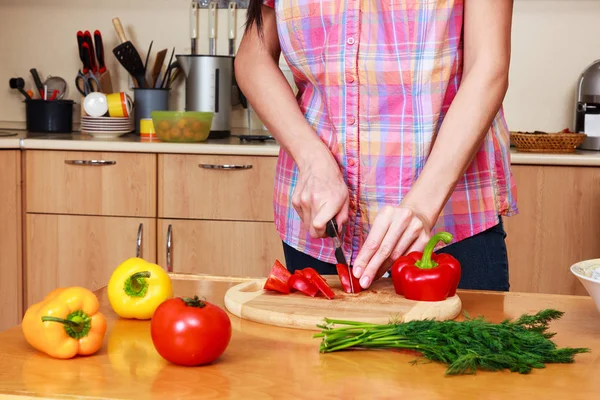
[106, 92, 133, 118]
[83, 92, 108, 117]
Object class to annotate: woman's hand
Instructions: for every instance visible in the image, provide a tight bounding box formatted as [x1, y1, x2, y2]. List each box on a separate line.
[292, 147, 349, 239]
[352, 205, 432, 288]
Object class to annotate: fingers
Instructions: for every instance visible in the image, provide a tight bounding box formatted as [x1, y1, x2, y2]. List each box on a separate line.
[352, 206, 394, 280]
[312, 195, 348, 238]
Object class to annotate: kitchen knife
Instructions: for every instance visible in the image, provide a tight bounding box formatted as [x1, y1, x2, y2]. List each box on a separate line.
[190, 0, 199, 55]
[94, 30, 114, 93]
[326, 219, 355, 293]
[208, 1, 217, 55]
[228, 1, 237, 57]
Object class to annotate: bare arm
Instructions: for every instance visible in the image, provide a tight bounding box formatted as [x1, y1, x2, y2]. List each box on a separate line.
[235, 5, 349, 237]
[353, 0, 514, 288]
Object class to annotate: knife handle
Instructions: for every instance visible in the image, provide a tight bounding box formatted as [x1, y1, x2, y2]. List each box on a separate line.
[326, 219, 339, 238]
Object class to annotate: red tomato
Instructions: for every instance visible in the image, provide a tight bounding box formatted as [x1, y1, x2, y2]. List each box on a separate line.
[150, 296, 232, 366]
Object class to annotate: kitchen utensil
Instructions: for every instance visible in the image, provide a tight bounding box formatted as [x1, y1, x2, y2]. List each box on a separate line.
[190, 0, 200, 55]
[112, 17, 146, 88]
[230, 134, 275, 142]
[43, 76, 67, 100]
[9, 77, 31, 100]
[161, 48, 176, 89]
[94, 30, 114, 93]
[167, 61, 181, 87]
[150, 49, 167, 88]
[75, 42, 100, 95]
[326, 219, 354, 293]
[82, 31, 98, 76]
[575, 60, 600, 150]
[133, 88, 169, 133]
[228, 1, 237, 56]
[25, 99, 74, 133]
[151, 110, 213, 142]
[176, 54, 234, 138]
[208, 1, 217, 55]
[224, 277, 462, 330]
[106, 92, 133, 118]
[143, 40, 153, 86]
[29, 68, 44, 98]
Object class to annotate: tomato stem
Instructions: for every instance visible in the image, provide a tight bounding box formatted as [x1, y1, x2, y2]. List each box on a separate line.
[181, 295, 206, 308]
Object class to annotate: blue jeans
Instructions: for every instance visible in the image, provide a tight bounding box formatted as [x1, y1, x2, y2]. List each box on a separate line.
[282, 217, 510, 291]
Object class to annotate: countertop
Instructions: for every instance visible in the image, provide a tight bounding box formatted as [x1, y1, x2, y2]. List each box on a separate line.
[0, 274, 598, 399]
[2, 129, 600, 165]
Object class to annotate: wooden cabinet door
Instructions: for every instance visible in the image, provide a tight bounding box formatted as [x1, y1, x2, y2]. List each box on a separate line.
[25, 214, 156, 307]
[157, 219, 284, 278]
[0, 151, 22, 331]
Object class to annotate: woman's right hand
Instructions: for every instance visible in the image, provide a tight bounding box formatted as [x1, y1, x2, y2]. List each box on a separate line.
[292, 147, 349, 239]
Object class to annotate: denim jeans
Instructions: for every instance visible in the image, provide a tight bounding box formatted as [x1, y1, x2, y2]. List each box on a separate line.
[281, 217, 510, 292]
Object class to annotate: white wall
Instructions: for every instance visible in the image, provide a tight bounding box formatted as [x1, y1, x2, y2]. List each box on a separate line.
[0, 0, 598, 132]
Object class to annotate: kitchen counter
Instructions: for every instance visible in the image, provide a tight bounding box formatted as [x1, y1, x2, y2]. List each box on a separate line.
[2, 129, 600, 165]
[0, 274, 598, 399]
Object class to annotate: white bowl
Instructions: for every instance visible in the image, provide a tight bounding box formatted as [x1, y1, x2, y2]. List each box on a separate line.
[570, 259, 600, 313]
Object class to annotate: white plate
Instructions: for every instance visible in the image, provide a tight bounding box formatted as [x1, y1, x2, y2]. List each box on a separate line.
[81, 129, 133, 135]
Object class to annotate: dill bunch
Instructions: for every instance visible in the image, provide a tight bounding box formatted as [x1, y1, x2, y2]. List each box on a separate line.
[313, 309, 589, 376]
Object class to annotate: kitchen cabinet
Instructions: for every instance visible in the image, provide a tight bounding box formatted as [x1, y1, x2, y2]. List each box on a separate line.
[0, 150, 22, 331]
[157, 154, 283, 277]
[157, 219, 284, 277]
[504, 164, 600, 295]
[25, 214, 156, 307]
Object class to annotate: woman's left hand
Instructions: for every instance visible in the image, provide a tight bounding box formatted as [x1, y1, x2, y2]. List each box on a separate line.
[352, 205, 433, 289]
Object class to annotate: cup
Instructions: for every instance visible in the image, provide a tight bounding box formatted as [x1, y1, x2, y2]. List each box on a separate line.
[140, 118, 156, 139]
[83, 92, 108, 117]
[106, 92, 133, 118]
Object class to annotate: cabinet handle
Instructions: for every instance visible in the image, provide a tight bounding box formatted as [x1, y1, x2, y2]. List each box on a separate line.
[198, 163, 252, 170]
[136, 223, 143, 258]
[166, 224, 173, 272]
[64, 160, 117, 166]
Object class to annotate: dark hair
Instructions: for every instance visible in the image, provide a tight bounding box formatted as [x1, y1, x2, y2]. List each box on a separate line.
[245, 0, 265, 36]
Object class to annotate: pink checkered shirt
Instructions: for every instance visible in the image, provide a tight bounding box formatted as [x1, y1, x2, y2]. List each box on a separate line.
[264, 0, 518, 265]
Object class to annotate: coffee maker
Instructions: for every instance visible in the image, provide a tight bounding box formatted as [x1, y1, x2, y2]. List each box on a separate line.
[177, 54, 234, 139]
[575, 60, 600, 150]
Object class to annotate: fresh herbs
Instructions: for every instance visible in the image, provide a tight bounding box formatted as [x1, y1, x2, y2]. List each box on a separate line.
[314, 309, 589, 376]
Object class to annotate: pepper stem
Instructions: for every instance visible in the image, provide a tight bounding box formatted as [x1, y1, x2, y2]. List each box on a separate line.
[124, 271, 151, 297]
[41, 309, 92, 339]
[181, 295, 206, 308]
[414, 232, 453, 270]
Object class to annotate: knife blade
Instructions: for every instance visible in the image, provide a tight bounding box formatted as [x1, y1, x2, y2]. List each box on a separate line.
[326, 219, 355, 293]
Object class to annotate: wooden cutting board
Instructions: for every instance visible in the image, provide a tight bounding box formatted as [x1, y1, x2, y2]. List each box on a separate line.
[224, 276, 462, 331]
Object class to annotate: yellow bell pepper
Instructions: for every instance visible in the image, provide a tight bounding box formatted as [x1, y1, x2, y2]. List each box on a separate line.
[107, 257, 173, 320]
[22, 287, 107, 359]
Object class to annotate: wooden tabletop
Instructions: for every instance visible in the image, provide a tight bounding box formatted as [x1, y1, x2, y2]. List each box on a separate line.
[0, 274, 598, 399]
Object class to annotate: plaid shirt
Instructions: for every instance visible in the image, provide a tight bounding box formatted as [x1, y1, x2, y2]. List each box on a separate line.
[264, 0, 518, 265]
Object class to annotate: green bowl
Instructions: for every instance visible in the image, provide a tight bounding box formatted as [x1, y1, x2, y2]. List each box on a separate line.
[151, 111, 214, 143]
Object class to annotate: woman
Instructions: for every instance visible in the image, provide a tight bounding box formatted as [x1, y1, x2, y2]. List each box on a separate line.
[235, 0, 517, 291]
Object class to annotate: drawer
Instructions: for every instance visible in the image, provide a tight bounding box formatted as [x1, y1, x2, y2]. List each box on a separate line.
[159, 154, 277, 221]
[25, 150, 156, 217]
[157, 219, 284, 277]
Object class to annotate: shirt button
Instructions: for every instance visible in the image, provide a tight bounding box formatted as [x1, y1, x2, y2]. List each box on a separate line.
[348, 116, 356, 125]
[347, 37, 355, 45]
[346, 74, 355, 83]
[348, 158, 356, 166]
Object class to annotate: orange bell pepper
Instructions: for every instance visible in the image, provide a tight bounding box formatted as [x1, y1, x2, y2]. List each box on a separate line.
[22, 287, 107, 359]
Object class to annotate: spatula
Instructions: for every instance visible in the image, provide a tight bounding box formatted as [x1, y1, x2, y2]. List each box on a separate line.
[150, 49, 167, 88]
[111, 17, 146, 88]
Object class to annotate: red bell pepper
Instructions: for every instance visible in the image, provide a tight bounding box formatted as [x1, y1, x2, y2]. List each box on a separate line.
[301, 268, 335, 299]
[336, 264, 362, 294]
[263, 259, 292, 294]
[391, 232, 461, 302]
[288, 271, 319, 297]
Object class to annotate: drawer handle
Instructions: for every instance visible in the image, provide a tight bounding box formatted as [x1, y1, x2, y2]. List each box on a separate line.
[199, 163, 252, 170]
[65, 160, 117, 166]
[136, 223, 143, 258]
[166, 224, 173, 272]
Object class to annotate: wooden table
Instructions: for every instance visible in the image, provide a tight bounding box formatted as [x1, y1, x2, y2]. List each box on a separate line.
[0, 274, 598, 399]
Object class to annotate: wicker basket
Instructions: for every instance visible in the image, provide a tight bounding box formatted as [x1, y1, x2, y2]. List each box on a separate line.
[510, 131, 586, 153]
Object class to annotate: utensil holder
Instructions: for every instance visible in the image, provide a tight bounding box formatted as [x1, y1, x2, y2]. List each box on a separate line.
[133, 88, 170, 134]
[25, 99, 74, 133]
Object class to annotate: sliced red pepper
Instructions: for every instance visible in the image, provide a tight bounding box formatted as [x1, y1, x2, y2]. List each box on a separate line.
[301, 268, 335, 299]
[263, 259, 292, 294]
[336, 264, 362, 294]
[391, 232, 462, 302]
[288, 271, 319, 297]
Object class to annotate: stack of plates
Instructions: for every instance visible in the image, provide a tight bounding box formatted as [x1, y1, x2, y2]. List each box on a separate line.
[80, 116, 134, 138]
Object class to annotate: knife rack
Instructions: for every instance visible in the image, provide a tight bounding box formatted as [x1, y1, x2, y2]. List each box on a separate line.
[197, 0, 248, 8]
